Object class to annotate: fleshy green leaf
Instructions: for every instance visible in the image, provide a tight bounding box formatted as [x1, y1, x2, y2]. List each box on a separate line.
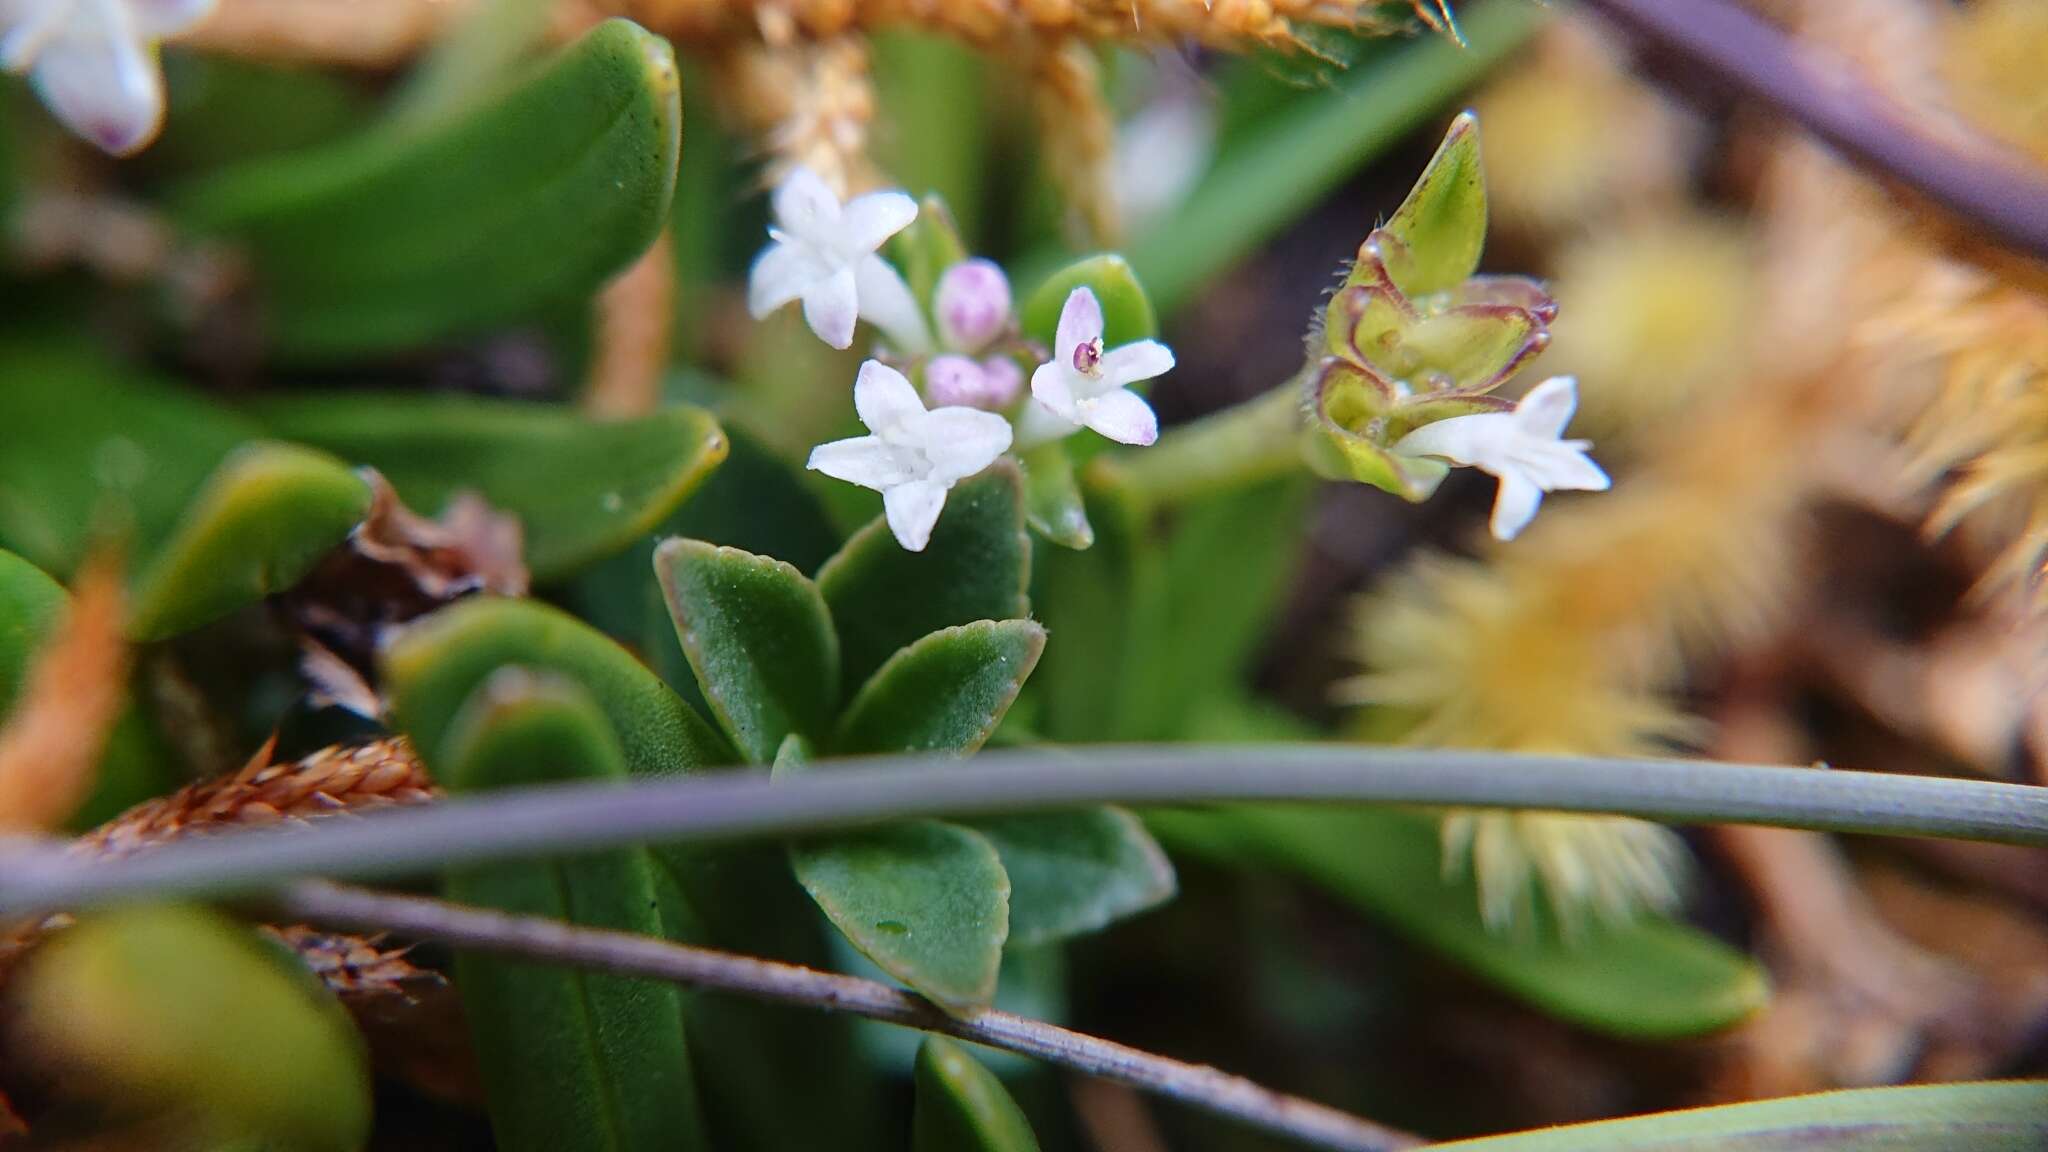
[0, 343, 370, 639]
[1372, 110, 1486, 299]
[14, 904, 370, 1151]
[1019, 441, 1094, 550]
[1030, 466, 1148, 743]
[913, 1037, 1043, 1152]
[1429, 1082, 2048, 1150]
[778, 738, 1010, 1014]
[383, 596, 733, 778]
[971, 808, 1174, 947]
[1020, 254, 1157, 349]
[816, 462, 1030, 691]
[437, 669, 710, 1152]
[151, 54, 374, 175]
[175, 19, 681, 359]
[251, 393, 728, 581]
[127, 442, 373, 640]
[835, 620, 1045, 756]
[654, 538, 838, 764]
[1148, 805, 1768, 1040]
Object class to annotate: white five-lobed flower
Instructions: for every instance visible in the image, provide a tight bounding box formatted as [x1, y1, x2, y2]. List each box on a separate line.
[747, 167, 931, 353]
[2, 0, 212, 155]
[1392, 375, 1610, 542]
[808, 360, 1013, 552]
[1026, 287, 1172, 447]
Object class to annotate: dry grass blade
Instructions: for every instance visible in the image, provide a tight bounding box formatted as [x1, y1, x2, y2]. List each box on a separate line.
[0, 554, 129, 836]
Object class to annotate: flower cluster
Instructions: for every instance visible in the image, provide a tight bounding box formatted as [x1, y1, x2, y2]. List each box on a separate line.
[2, 0, 214, 155]
[1307, 113, 1607, 541]
[749, 166, 1175, 551]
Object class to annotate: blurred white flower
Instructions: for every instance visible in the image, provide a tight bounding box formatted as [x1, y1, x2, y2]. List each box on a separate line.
[747, 166, 929, 353]
[1393, 376, 1611, 541]
[2, 0, 214, 156]
[1112, 93, 1214, 235]
[808, 360, 1013, 551]
[1027, 287, 1172, 447]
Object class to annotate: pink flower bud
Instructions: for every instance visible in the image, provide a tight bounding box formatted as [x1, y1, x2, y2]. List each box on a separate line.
[934, 258, 1012, 352]
[925, 354, 1024, 411]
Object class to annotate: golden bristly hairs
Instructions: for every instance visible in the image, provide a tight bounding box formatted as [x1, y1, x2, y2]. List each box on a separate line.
[1032, 39, 1119, 247]
[2, 738, 444, 1007]
[1338, 388, 1811, 930]
[716, 32, 879, 197]
[1469, 18, 1698, 241]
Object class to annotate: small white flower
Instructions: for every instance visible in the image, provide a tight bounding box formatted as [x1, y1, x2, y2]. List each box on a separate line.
[1392, 376, 1611, 541]
[2, 0, 213, 156]
[747, 166, 929, 353]
[1027, 287, 1172, 447]
[808, 360, 1013, 551]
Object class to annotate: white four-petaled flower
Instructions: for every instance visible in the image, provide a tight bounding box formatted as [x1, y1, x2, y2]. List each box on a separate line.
[1027, 287, 1172, 446]
[808, 360, 1013, 552]
[2, 0, 213, 156]
[747, 166, 930, 353]
[1391, 375, 1610, 542]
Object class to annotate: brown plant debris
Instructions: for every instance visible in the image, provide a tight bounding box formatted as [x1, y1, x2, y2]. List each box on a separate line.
[586, 229, 678, 419]
[0, 554, 129, 836]
[717, 34, 879, 196]
[285, 470, 526, 713]
[1033, 38, 1120, 247]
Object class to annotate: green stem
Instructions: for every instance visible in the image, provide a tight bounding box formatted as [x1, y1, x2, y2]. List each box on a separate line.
[5, 746, 2043, 915]
[1113, 374, 1307, 507]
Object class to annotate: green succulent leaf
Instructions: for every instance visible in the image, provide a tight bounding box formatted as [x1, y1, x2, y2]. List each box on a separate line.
[1019, 441, 1094, 550]
[1030, 465, 1148, 743]
[1148, 805, 1768, 1040]
[971, 808, 1174, 948]
[175, 18, 681, 359]
[1020, 254, 1158, 349]
[817, 462, 1030, 691]
[836, 620, 1046, 756]
[1429, 1082, 2048, 1150]
[252, 393, 728, 582]
[383, 596, 733, 778]
[1372, 110, 1486, 300]
[912, 1037, 1043, 1152]
[14, 904, 371, 1151]
[777, 737, 1010, 1014]
[0, 343, 370, 639]
[152, 54, 374, 175]
[128, 442, 372, 641]
[654, 538, 838, 764]
[437, 668, 710, 1152]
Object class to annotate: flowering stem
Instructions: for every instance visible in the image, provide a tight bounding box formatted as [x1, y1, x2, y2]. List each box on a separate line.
[279, 881, 1423, 1152]
[1112, 375, 1307, 507]
[1, 746, 2042, 916]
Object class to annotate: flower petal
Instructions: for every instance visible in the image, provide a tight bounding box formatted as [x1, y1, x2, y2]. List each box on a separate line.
[841, 190, 918, 255]
[1055, 286, 1103, 360]
[747, 240, 827, 317]
[807, 434, 913, 491]
[1392, 412, 1502, 468]
[1081, 388, 1159, 446]
[1015, 398, 1081, 449]
[799, 264, 860, 349]
[883, 479, 948, 552]
[1100, 338, 1174, 390]
[1513, 376, 1579, 439]
[1029, 361, 1082, 424]
[32, 1, 162, 156]
[854, 254, 931, 354]
[919, 406, 1013, 484]
[772, 165, 842, 240]
[1, 0, 68, 70]
[1526, 444, 1611, 492]
[127, 0, 215, 37]
[854, 359, 927, 436]
[1489, 470, 1544, 541]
